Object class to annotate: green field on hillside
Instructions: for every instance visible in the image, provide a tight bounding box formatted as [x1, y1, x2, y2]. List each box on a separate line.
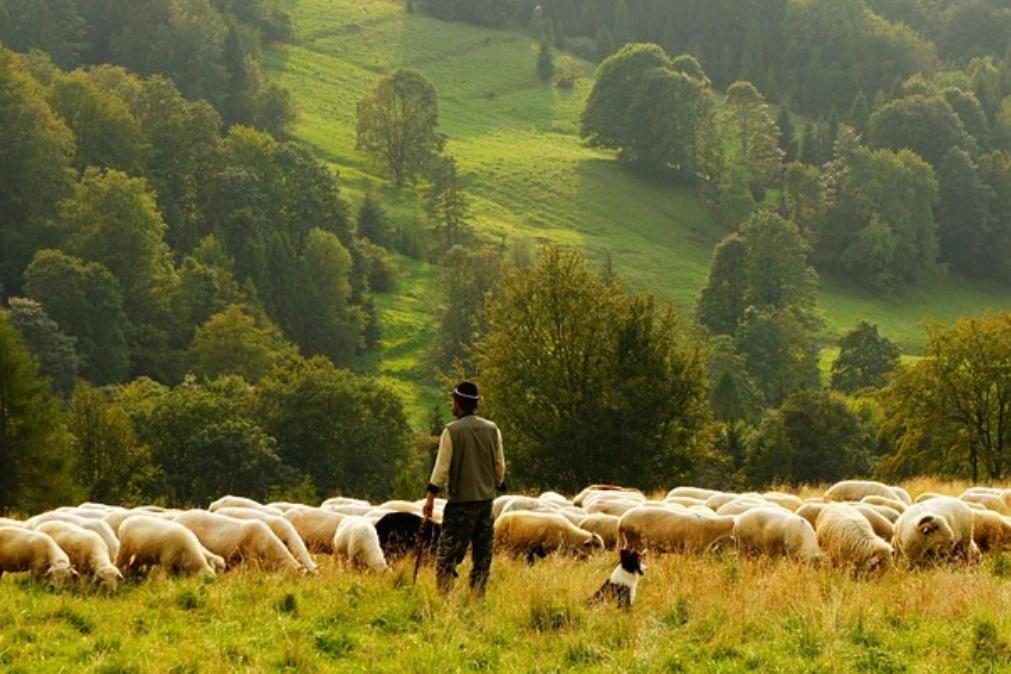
[264, 0, 1011, 424]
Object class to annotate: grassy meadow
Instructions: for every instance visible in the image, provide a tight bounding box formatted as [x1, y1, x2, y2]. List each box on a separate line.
[264, 0, 1011, 423]
[7, 479, 1011, 673]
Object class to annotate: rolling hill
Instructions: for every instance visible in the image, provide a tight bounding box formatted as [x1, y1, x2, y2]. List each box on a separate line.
[265, 0, 1011, 425]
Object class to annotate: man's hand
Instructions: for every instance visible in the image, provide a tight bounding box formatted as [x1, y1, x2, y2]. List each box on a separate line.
[422, 492, 435, 520]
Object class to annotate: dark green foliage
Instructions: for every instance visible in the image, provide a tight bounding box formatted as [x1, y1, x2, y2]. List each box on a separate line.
[868, 95, 975, 167]
[131, 377, 286, 504]
[735, 308, 820, 407]
[848, 91, 871, 134]
[697, 235, 749, 336]
[746, 389, 870, 488]
[258, 357, 412, 501]
[0, 47, 75, 296]
[721, 81, 784, 191]
[708, 335, 763, 423]
[476, 247, 714, 492]
[977, 152, 1011, 282]
[188, 304, 296, 383]
[937, 147, 996, 279]
[425, 155, 470, 250]
[536, 39, 554, 82]
[0, 310, 77, 513]
[6, 297, 79, 398]
[436, 246, 503, 371]
[777, 103, 797, 162]
[24, 250, 131, 385]
[356, 69, 444, 185]
[0, 0, 87, 69]
[357, 193, 391, 248]
[831, 321, 901, 393]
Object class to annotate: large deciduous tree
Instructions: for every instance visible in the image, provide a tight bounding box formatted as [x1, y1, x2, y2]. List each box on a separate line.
[356, 68, 444, 185]
[6, 297, 80, 398]
[476, 246, 714, 492]
[830, 321, 901, 393]
[721, 81, 785, 192]
[867, 94, 975, 167]
[880, 314, 1011, 482]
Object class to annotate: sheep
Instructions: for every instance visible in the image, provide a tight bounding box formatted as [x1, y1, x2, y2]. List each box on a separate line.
[376, 500, 423, 515]
[717, 497, 785, 517]
[538, 491, 571, 506]
[960, 492, 1011, 516]
[173, 510, 300, 572]
[666, 487, 722, 501]
[213, 507, 319, 573]
[494, 512, 604, 561]
[320, 496, 371, 510]
[0, 526, 77, 587]
[858, 502, 902, 523]
[585, 497, 644, 518]
[573, 485, 644, 507]
[35, 521, 122, 593]
[851, 504, 895, 541]
[734, 507, 823, 562]
[266, 502, 309, 513]
[892, 502, 959, 566]
[860, 495, 907, 513]
[0, 517, 24, 528]
[796, 502, 828, 530]
[116, 516, 221, 577]
[618, 506, 735, 554]
[497, 495, 559, 519]
[904, 496, 978, 563]
[578, 513, 621, 550]
[762, 492, 803, 512]
[208, 495, 282, 516]
[814, 504, 892, 574]
[663, 496, 707, 508]
[25, 511, 120, 560]
[971, 509, 1011, 554]
[332, 516, 389, 572]
[914, 492, 946, 503]
[554, 506, 591, 526]
[824, 480, 900, 504]
[704, 492, 761, 511]
[283, 507, 346, 553]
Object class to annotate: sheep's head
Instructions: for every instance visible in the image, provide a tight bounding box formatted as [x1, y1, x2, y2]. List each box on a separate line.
[96, 565, 123, 594]
[46, 562, 77, 588]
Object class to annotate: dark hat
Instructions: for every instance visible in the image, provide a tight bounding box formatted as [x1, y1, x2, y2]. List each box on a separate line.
[452, 381, 481, 401]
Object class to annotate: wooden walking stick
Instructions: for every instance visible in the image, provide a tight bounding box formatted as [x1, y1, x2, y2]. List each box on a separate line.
[413, 516, 429, 584]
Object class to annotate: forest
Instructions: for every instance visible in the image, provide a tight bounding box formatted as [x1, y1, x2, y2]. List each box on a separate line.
[2, 0, 1011, 512]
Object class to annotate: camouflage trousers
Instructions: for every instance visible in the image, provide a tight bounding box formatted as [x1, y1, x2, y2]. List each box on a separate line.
[436, 500, 494, 595]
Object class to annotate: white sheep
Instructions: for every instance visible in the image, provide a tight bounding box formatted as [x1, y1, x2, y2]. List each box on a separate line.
[173, 510, 300, 572]
[573, 485, 645, 507]
[762, 492, 803, 512]
[35, 521, 122, 593]
[618, 506, 735, 554]
[734, 507, 823, 562]
[208, 495, 282, 516]
[25, 511, 120, 560]
[213, 507, 319, 573]
[851, 504, 895, 541]
[860, 495, 906, 513]
[0, 526, 77, 587]
[814, 504, 892, 574]
[283, 507, 346, 553]
[972, 509, 1011, 554]
[824, 480, 901, 504]
[578, 513, 620, 549]
[320, 496, 371, 510]
[893, 496, 977, 566]
[332, 516, 388, 572]
[716, 497, 785, 517]
[116, 515, 221, 577]
[494, 511, 604, 560]
[665, 486, 722, 501]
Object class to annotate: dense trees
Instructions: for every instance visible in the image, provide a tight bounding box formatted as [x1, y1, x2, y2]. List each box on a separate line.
[357, 69, 444, 185]
[476, 247, 713, 492]
[831, 322, 901, 393]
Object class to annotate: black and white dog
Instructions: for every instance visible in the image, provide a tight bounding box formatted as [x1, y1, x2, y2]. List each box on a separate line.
[588, 549, 646, 609]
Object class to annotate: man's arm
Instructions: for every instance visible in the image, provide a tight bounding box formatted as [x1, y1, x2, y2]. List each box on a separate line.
[423, 428, 453, 519]
[495, 427, 506, 492]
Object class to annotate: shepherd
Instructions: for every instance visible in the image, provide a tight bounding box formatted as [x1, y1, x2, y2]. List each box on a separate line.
[422, 381, 506, 596]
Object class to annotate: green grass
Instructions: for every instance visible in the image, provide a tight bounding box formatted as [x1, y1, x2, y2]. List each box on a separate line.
[265, 0, 1011, 423]
[6, 553, 1011, 672]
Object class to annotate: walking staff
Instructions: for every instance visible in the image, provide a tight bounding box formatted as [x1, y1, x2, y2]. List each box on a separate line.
[422, 381, 506, 595]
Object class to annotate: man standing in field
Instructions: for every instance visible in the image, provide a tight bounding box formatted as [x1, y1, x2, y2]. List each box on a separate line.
[422, 381, 506, 595]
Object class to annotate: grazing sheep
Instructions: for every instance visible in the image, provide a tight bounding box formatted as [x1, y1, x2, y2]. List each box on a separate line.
[815, 504, 892, 574]
[585, 497, 645, 518]
[333, 516, 388, 572]
[553, 506, 591, 526]
[538, 491, 571, 506]
[618, 507, 735, 554]
[0, 526, 77, 587]
[376, 500, 423, 515]
[578, 513, 621, 550]
[208, 496, 282, 516]
[903, 496, 978, 563]
[762, 492, 803, 512]
[214, 507, 319, 573]
[116, 516, 220, 577]
[858, 503, 902, 523]
[0, 517, 24, 528]
[960, 492, 1011, 516]
[860, 496, 907, 513]
[891, 486, 913, 505]
[892, 502, 958, 566]
[914, 492, 946, 503]
[824, 480, 900, 504]
[35, 521, 122, 593]
[851, 505, 895, 541]
[174, 510, 299, 572]
[25, 512, 120, 560]
[972, 509, 1011, 554]
[704, 492, 761, 511]
[666, 487, 722, 501]
[796, 502, 828, 529]
[372, 512, 440, 559]
[283, 507, 346, 553]
[663, 496, 706, 508]
[320, 496, 371, 510]
[495, 512, 604, 561]
[717, 497, 784, 517]
[573, 485, 644, 507]
[734, 508, 823, 562]
[497, 495, 558, 518]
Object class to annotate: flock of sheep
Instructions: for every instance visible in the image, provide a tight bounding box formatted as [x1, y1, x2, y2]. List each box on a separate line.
[2, 479, 1010, 594]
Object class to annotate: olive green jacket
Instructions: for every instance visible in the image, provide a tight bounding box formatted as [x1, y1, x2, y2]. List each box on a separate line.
[428, 414, 506, 502]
